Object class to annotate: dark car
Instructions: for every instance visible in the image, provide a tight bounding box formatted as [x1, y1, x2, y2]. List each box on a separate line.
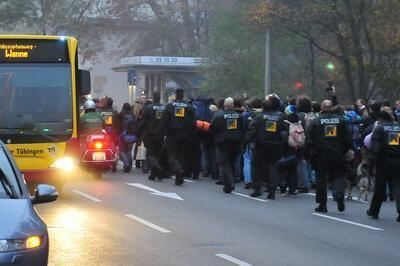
[0, 141, 57, 266]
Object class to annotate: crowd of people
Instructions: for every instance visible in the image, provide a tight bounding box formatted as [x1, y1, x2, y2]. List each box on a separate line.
[79, 87, 400, 223]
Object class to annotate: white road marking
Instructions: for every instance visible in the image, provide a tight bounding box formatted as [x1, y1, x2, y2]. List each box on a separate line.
[215, 254, 252, 266]
[126, 183, 184, 201]
[171, 176, 195, 183]
[127, 183, 159, 193]
[307, 192, 369, 204]
[72, 190, 102, 202]
[232, 192, 268, 202]
[125, 214, 171, 233]
[312, 213, 384, 231]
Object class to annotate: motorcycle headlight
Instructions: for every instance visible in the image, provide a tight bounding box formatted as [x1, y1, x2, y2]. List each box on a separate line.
[0, 236, 42, 252]
[50, 157, 76, 172]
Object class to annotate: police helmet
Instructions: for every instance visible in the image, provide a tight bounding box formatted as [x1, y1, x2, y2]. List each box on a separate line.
[84, 100, 96, 110]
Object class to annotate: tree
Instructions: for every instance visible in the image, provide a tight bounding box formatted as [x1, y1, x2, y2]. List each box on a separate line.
[200, 1, 265, 97]
[0, 0, 106, 63]
[250, 0, 400, 101]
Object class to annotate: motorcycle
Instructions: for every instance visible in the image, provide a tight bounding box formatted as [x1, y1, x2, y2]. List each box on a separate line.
[80, 132, 118, 179]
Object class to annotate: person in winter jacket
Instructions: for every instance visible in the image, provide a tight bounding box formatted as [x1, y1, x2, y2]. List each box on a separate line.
[210, 97, 244, 193]
[245, 95, 288, 199]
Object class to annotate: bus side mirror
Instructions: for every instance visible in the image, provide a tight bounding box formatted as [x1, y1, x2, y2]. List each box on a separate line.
[78, 69, 91, 95]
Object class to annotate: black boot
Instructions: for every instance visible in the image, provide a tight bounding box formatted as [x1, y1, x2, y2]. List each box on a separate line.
[223, 184, 235, 193]
[175, 171, 184, 186]
[336, 193, 345, 212]
[315, 203, 328, 213]
[267, 191, 275, 200]
[267, 186, 276, 199]
[251, 188, 262, 198]
[397, 215, 400, 222]
[367, 210, 379, 219]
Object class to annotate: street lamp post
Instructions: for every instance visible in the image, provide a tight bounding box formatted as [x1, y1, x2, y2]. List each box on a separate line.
[264, 3, 272, 96]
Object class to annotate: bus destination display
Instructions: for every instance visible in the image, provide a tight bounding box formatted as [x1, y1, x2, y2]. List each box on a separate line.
[0, 39, 69, 63]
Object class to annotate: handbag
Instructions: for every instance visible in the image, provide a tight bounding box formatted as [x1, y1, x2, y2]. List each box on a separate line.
[136, 142, 147, 160]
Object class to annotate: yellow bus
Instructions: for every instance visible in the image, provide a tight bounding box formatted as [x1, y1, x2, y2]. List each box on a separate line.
[0, 35, 90, 192]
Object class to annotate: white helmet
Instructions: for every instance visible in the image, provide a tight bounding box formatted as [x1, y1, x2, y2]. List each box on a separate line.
[84, 100, 96, 110]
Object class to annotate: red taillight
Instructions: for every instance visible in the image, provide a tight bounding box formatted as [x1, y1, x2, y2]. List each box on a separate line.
[94, 142, 103, 149]
[87, 141, 110, 150]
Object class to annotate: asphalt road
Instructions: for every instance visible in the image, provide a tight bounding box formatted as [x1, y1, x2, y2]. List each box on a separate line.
[35, 167, 400, 266]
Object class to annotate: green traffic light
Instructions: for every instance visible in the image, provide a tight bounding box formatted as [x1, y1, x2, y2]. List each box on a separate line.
[326, 62, 335, 71]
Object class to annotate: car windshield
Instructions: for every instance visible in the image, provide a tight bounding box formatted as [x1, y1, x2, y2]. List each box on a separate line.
[0, 64, 73, 143]
[0, 148, 20, 199]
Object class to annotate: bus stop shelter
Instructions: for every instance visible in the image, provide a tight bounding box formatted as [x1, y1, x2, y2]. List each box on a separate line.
[112, 56, 204, 103]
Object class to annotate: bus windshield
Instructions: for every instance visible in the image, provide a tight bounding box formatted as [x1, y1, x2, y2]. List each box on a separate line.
[0, 64, 73, 143]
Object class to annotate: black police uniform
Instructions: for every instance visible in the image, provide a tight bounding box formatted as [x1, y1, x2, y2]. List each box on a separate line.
[245, 111, 287, 198]
[210, 109, 243, 192]
[158, 100, 196, 185]
[368, 121, 400, 220]
[305, 111, 352, 211]
[138, 102, 167, 180]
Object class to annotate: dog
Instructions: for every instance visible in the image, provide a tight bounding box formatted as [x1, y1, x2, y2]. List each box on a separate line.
[355, 162, 375, 201]
[346, 161, 375, 201]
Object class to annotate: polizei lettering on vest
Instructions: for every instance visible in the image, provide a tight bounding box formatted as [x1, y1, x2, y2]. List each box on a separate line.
[224, 113, 239, 119]
[172, 102, 187, 107]
[263, 115, 279, 121]
[320, 118, 340, 125]
[153, 105, 165, 111]
[384, 126, 400, 132]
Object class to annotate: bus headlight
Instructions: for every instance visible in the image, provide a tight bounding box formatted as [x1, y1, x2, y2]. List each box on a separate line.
[50, 157, 76, 172]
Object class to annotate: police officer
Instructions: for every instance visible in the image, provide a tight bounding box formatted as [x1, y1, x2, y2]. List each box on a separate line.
[245, 96, 287, 199]
[158, 88, 196, 185]
[367, 111, 400, 222]
[210, 97, 244, 193]
[99, 97, 120, 148]
[138, 91, 167, 180]
[305, 100, 352, 213]
[79, 100, 104, 139]
[99, 98, 119, 132]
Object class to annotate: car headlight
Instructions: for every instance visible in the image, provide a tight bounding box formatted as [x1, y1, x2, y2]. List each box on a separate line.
[50, 157, 76, 172]
[0, 236, 42, 252]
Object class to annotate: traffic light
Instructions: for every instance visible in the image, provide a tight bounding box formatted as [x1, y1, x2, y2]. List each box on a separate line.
[295, 81, 304, 90]
[326, 62, 335, 71]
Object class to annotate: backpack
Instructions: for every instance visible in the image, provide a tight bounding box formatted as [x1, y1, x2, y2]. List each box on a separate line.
[285, 120, 305, 149]
[345, 111, 361, 139]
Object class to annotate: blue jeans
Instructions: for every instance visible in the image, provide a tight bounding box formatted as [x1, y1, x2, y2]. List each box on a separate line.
[298, 159, 313, 188]
[243, 148, 252, 183]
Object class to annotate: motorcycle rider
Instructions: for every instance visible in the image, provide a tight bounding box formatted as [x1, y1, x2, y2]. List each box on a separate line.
[158, 88, 196, 185]
[79, 100, 104, 140]
[305, 100, 353, 213]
